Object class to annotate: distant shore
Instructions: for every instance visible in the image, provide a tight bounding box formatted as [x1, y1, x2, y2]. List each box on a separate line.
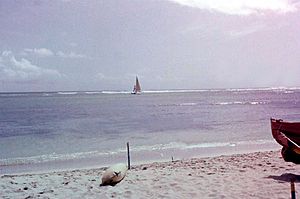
[1, 150, 300, 198]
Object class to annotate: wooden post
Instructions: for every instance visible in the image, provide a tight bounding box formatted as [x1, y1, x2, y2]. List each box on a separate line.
[291, 179, 296, 199]
[127, 142, 131, 170]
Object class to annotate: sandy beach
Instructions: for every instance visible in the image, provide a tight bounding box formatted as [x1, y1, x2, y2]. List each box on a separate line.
[1, 150, 300, 199]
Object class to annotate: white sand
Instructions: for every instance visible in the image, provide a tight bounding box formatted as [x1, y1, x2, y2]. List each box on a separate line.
[1, 150, 300, 199]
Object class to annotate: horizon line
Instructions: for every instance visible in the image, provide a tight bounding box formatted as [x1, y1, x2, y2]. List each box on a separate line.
[1, 86, 300, 94]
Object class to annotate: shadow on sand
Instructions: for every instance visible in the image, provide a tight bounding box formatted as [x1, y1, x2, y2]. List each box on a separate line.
[267, 173, 300, 182]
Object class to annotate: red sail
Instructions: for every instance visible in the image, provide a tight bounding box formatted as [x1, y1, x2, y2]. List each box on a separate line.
[131, 76, 141, 94]
[135, 76, 141, 93]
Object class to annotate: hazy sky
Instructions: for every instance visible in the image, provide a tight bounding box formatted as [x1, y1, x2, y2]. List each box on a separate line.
[1, 0, 300, 92]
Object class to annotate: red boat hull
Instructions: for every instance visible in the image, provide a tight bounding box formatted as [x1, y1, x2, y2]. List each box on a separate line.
[271, 118, 300, 164]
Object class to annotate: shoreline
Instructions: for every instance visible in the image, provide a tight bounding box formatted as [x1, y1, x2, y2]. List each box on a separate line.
[0, 141, 279, 175]
[2, 149, 300, 198]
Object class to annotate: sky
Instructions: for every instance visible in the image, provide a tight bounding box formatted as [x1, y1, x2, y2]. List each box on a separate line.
[0, 0, 300, 92]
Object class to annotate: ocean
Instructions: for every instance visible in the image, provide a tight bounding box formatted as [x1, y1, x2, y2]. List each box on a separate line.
[1, 88, 300, 174]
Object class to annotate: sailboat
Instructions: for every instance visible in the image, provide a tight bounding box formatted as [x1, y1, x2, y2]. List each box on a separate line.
[131, 76, 141, 94]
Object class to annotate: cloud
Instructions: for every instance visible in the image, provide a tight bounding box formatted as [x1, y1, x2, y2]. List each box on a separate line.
[24, 48, 54, 57]
[0, 51, 62, 82]
[56, 51, 88, 59]
[228, 23, 265, 37]
[168, 0, 298, 15]
[21, 48, 89, 59]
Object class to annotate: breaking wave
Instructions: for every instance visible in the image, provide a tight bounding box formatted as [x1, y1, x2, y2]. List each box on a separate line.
[215, 101, 269, 105]
[57, 92, 78, 95]
[0, 87, 299, 98]
[0, 139, 274, 167]
[101, 91, 130, 94]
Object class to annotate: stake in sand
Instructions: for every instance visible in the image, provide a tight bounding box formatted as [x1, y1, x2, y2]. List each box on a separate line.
[127, 142, 131, 170]
[291, 180, 296, 199]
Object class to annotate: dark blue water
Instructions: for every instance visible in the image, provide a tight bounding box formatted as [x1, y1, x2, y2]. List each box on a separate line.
[1, 88, 300, 173]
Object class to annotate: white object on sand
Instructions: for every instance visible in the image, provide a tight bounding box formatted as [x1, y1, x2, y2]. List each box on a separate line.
[100, 163, 128, 186]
